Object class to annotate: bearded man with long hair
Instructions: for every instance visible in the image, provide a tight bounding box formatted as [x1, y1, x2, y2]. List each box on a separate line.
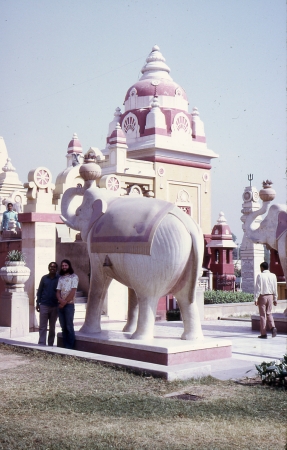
[56, 259, 79, 349]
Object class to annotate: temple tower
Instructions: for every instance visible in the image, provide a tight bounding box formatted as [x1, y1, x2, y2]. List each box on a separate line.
[103, 45, 218, 235]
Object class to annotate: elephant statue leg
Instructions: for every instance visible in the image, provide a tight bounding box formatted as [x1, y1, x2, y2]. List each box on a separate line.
[178, 300, 203, 340]
[131, 295, 158, 340]
[122, 288, 139, 333]
[175, 286, 203, 341]
[80, 255, 112, 334]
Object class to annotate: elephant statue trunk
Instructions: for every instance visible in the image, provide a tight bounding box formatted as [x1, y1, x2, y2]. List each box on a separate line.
[60, 186, 85, 230]
[244, 200, 271, 244]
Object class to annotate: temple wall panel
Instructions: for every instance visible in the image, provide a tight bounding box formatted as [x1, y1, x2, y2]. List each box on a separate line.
[153, 162, 211, 234]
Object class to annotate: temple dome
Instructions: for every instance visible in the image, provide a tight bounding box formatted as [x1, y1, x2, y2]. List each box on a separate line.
[106, 45, 209, 149]
[67, 133, 83, 154]
[125, 79, 188, 102]
[109, 123, 127, 145]
[210, 212, 234, 241]
[124, 45, 188, 110]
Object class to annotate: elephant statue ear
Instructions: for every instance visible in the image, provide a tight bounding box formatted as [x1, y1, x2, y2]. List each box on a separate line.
[88, 199, 108, 230]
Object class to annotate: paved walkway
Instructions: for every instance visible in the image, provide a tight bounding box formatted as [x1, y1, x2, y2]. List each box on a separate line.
[0, 319, 286, 381]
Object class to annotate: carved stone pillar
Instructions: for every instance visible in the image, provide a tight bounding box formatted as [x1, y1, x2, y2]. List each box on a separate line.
[240, 186, 264, 293]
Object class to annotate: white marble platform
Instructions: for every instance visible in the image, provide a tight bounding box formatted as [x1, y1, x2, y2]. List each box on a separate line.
[57, 328, 232, 365]
[1, 319, 286, 381]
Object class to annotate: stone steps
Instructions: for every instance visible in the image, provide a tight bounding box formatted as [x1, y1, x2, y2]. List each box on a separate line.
[73, 292, 109, 323]
[74, 303, 86, 320]
[74, 291, 87, 320]
[0, 327, 11, 338]
[75, 291, 87, 303]
[56, 224, 74, 242]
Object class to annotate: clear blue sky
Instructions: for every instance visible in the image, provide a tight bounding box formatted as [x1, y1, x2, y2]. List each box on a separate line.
[0, 0, 285, 241]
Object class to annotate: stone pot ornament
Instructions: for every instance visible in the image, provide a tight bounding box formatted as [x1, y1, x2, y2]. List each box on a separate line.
[259, 180, 276, 202]
[0, 250, 30, 292]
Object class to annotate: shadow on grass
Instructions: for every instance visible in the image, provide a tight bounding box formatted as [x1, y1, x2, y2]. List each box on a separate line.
[0, 422, 200, 450]
[5, 389, 285, 421]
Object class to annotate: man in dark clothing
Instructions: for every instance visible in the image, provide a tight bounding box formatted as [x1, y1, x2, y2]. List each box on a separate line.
[36, 262, 59, 346]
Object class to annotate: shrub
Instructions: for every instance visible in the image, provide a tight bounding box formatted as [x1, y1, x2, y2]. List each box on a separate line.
[6, 250, 26, 262]
[256, 354, 287, 386]
[204, 290, 253, 304]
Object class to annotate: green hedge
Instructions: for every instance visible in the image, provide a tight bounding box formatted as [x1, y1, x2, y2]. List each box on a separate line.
[204, 290, 253, 304]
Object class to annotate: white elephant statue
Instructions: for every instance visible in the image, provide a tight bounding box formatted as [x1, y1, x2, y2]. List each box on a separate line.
[60, 159, 204, 341]
[245, 180, 287, 313]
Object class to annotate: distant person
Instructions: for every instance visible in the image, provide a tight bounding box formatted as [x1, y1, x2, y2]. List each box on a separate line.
[1, 202, 21, 230]
[56, 259, 79, 349]
[254, 262, 278, 339]
[36, 262, 59, 346]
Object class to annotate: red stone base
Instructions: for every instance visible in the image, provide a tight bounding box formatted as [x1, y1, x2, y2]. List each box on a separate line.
[251, 314, 287, 334]
[57, 330, 232, 366]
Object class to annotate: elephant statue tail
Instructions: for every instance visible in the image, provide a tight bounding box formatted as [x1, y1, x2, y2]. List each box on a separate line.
[189, 219, 204, 302]
[170, 208, 204, 303]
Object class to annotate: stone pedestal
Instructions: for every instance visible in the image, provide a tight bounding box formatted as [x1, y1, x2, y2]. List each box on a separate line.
[277, 282, 287, 300]
[19, 213, 62, 329]
[0, 291, 29, 337]
[58, 329, 232, 366]
[240, 237, 264, 293]
[251, 313, 287, 334]
[19, 167, 61, 329]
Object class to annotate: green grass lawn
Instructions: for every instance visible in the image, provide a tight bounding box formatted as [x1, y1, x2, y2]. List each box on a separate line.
[0, 343, 286, 450]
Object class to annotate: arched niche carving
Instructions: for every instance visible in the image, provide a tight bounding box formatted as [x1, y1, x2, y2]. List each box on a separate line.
[171, 112, 192, 140]
[122, 113, 140, 139]
[127, 87, 138, 110]
[176, 189, 192, 216]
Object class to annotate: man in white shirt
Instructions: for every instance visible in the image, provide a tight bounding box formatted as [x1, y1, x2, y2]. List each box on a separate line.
[254, 262, 278, 339]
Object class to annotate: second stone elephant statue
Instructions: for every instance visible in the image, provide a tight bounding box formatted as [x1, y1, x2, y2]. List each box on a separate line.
[244, 182, 287, 315]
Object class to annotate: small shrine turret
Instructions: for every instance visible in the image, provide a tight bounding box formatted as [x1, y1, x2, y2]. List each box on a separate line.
[207, 212, 236, 290]
[66, 133, 84, 167]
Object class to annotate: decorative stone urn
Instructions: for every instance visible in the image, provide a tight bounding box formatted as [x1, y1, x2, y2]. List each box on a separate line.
[0, 261, 30, 292]
[79, 150, 102, 183]
[259, 180, 276, 202]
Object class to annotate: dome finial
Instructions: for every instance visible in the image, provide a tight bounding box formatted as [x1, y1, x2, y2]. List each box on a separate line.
[140, 45, 172, 81]
[217, 211, 227, 224]
[114, 107, 121, 118]
[2, 157, 16, 173]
